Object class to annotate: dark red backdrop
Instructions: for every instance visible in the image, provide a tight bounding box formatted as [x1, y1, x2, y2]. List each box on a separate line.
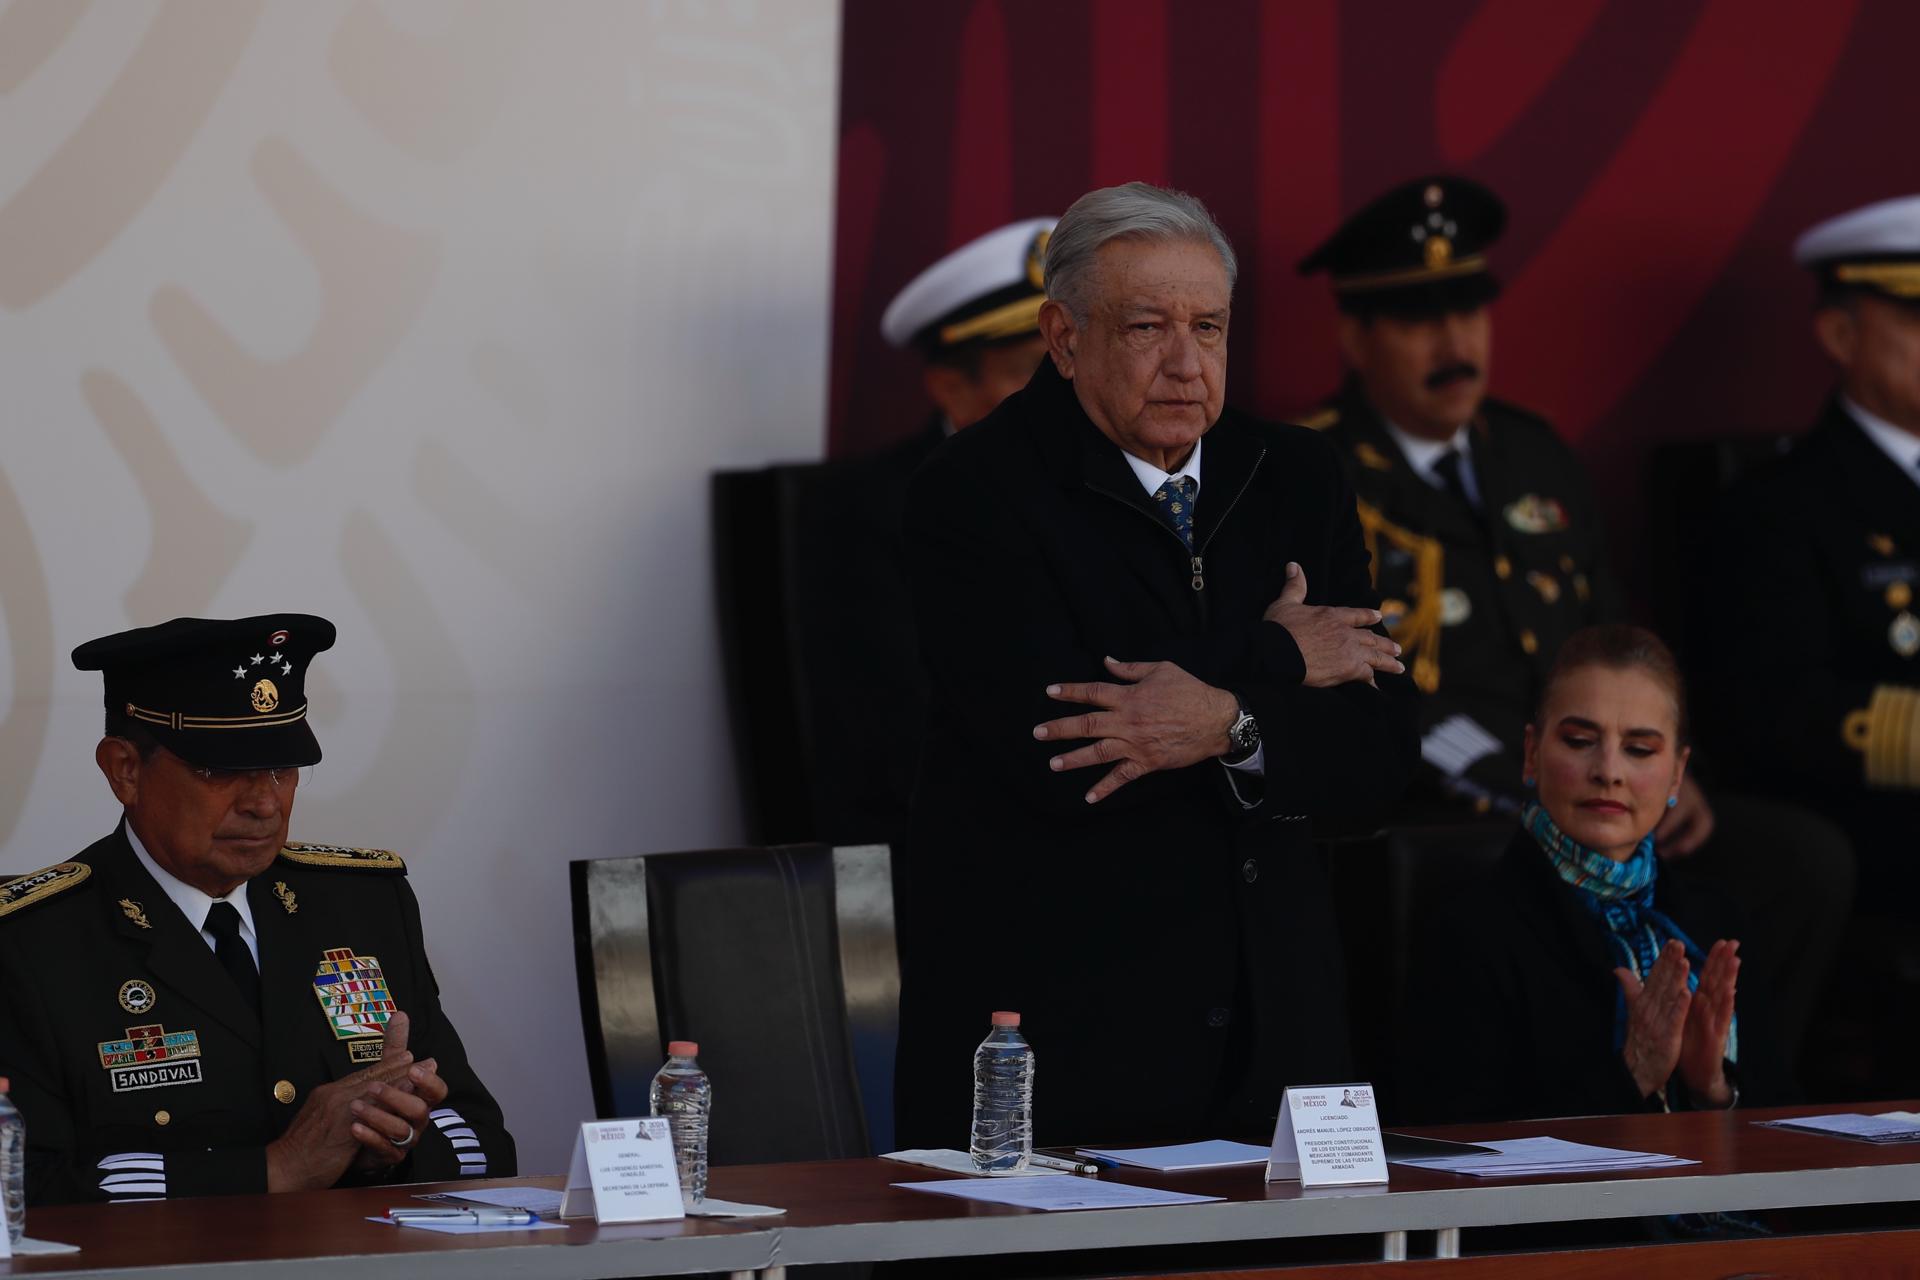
[829, 0, 1918, 598]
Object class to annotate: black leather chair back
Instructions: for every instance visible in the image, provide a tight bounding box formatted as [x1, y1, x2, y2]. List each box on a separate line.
[570, 843, 900, 1163]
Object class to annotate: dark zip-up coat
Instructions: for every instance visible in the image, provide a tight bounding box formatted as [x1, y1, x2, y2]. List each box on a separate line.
[1395, 830, 1790, 1126]
[893, 359, 1417, 1148]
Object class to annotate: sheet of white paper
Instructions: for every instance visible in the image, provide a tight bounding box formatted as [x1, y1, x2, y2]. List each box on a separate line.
[892, 1178, 1224, 1211]
[879, 1148, 1067, 1177]
[419, 1186, 566, 1215]
[13, 1237, 81, 1255]
[686, 1197, 786, 1218]
[370, 1217, 569, 1234]
[1077, 1140, 1270, 1171]
[1758, 1113, 1920, 1142]
[1391, 1136, 1696, 1177]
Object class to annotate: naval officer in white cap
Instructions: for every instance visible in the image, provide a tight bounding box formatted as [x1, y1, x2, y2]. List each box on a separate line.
[1693, 196, 1920, 1086]
[790, 218, 1058, 849]
[881, 216, 1058, 440]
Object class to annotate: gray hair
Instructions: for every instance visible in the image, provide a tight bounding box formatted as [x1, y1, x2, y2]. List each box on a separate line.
[1044, 182, 1238, 323]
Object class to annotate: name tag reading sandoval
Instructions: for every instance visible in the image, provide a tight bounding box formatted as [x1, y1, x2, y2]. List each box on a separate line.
[559, 1117, 686, 1224]
[1265, 1083, 1388, 1187]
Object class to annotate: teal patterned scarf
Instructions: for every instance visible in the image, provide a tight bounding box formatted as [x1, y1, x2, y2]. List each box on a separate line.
[1522, 801, 1737, 1064]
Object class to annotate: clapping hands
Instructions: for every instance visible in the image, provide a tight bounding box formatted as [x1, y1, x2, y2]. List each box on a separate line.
[1616, 939, 1740, 1107]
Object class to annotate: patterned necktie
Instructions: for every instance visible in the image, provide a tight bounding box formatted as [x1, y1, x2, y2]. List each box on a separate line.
[1153, 475, 1198, 550]
[1432, 448, 1479, 514]
[204, 900, 261, 1013]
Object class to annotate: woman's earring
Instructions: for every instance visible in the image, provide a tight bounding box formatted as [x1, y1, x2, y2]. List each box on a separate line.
[1667, 794, 1679, 809]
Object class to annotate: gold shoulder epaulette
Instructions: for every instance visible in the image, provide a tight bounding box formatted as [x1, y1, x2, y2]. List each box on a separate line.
[278, 842, 406, 873]
[0, 862, 92, 919]
[1293, 407, 1340, 432]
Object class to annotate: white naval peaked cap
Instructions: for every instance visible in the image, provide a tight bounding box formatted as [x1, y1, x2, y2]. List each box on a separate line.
[1794, 194, 1920, 299]
[881, 217, 1057, 351]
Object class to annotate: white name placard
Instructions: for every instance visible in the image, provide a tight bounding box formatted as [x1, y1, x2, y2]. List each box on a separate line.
[1265, 1082, 1388, 1187]
[559, 1117, 687, 1223]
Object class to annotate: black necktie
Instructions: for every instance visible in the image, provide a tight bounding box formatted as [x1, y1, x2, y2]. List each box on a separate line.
[1432, 448, 1479, 515]
[204, 901, 261, 1013]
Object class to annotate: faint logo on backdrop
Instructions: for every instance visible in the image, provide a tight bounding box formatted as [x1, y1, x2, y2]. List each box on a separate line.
[0, 2, 542, 853]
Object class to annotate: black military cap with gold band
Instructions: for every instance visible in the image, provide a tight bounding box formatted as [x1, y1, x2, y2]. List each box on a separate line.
[72, 614, 336, 769]
[1795, 194, 1920, 307]
[1297, 175, 1506, 316]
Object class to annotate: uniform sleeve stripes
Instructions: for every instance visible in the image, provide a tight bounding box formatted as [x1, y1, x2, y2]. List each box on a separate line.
[1420, 713, 1503, 778]
[98, 1152, 166, 1198]
[431, 1106, 486, 1175]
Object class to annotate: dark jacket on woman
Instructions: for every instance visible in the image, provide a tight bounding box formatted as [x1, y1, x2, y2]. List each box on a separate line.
[1394, 828, 1792, 1127]
[894, 359, 1418, 1150]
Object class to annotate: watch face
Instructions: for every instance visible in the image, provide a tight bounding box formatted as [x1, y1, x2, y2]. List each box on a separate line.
[1232, 712, 1259, 751]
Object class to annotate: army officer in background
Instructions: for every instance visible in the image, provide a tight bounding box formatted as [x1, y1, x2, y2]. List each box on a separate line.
[1296, 176, 1852, 1077]
[0, 615, 513, 1203]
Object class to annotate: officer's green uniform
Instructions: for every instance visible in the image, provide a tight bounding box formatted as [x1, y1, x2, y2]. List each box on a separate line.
[1313, 381, 1617, 811]
[0, 612, 514, 1204]
[0, 832, 514, 1203]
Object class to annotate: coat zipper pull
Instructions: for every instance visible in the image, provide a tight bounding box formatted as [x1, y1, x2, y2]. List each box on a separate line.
[1191, 554, 1204, 592]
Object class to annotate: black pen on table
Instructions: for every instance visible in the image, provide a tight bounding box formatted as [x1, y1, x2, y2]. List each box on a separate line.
[1028, 1152, 1105, 1175]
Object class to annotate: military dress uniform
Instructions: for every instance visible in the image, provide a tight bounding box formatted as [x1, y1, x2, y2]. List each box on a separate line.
[0, 613, 514, 1204]
[1313, 381, 1616, 811]
[1690, 197, 1920, 893]
[1697, 399, 1920, 890]
[780, 217, 1056, 845]
[0, 831, 513, 1203]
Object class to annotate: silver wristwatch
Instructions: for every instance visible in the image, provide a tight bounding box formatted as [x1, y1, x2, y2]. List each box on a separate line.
[1225, 703, 1260, 760]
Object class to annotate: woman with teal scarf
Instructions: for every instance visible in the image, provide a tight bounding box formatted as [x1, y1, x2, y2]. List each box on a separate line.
[1397, 625, 1785, 1124]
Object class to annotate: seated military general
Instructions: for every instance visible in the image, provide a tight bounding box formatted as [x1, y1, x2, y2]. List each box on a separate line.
[1398, 625, 1788, 1124]
[894, 182, 1417, 1149]
[0, 615, 513, 1204]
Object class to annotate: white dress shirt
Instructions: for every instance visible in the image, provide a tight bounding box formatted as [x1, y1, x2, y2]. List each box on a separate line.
[1383, 418, 1483, 509]
[126, 823, 261, 968]
[1843, 395, 1920, 489]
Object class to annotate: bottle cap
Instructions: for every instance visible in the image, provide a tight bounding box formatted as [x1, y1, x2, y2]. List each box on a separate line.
[989, 1011, 1020, 1027]
[667, 1040, 698, 1057]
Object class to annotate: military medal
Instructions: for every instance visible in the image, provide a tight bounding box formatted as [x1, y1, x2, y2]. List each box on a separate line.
[1892, 611, 1920, 659]
[98, 1024, 202, 1092]
[118, 979, 156, 1015]
[1503, 494, 1569, 534]
[1440, 588, 1472, 626]
[313, 947, 396, 1064]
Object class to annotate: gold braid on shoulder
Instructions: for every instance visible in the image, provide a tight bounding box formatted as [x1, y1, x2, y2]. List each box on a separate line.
[1356, 500, 1446, 694]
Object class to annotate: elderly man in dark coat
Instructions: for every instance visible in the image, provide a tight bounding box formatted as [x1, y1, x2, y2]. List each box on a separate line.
[893, 183, 1419, 1149]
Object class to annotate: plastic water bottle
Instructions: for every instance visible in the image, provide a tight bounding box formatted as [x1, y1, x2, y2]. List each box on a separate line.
[649, 1042, 711, 1205]
[0, 1078, 23, 1244]
[970, 1011, 1034, 1172]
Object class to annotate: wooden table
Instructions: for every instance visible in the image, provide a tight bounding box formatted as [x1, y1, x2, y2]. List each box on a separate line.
[9, 1101, 1920, 1276]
